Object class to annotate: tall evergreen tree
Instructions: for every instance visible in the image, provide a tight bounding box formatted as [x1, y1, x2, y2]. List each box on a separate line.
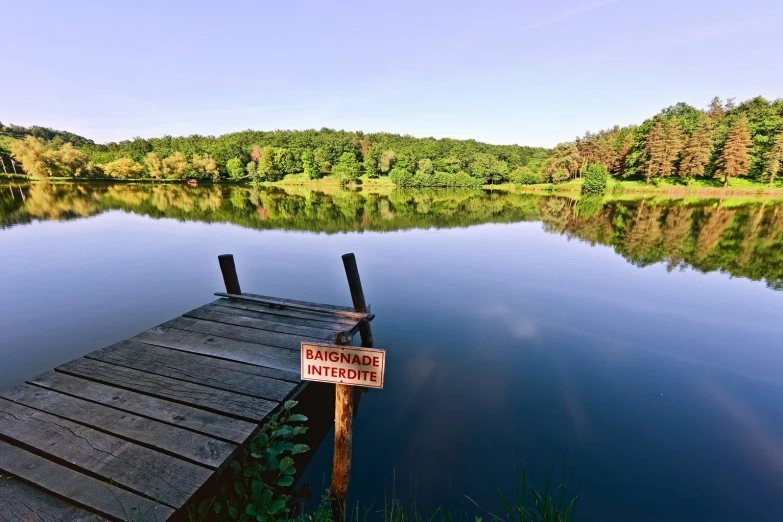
[718, 115, 752, 186]
[644, 117, 667, 183]
[707, 97, 725, 121]
[680, 119, 713, 182]
[662, 118, 684, 177]
[761, 128, 783, 187]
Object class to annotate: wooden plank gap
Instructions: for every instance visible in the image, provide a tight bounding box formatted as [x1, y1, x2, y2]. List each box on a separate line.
[0, 384, 237, 470]
[27, 371, 258, 445]
[55, 358, 278, 423]
[215, 292, 374, 320]
[130, 326, 302, 379]
[84, 340, 297, 402]
[0, 440, 175, 521]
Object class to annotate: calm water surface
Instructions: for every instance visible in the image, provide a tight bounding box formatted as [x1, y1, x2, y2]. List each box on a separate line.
[1, 183, 783, 521]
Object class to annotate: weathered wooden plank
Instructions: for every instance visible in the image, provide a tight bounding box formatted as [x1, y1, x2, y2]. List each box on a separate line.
[162, 316, 329, 351]
[197, 302, 356, 333]
[131, 326, 301, 378]
[0, 477, 108, 522]
[228, 292, 357, 312]
[28, 371, 256, 444]
[0, 441, 173, 521]
[186, 306, 355, 338]
[211, 298, 360, 328]
[1, 384, 236, 469]
[0, 398, 209, 509]
[57, 358, 277, 423]
[87, 341, 297, 402]
[215, 292, 374, 320]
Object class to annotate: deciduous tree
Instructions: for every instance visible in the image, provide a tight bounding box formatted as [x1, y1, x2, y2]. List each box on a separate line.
[302, 150, 320, 180]
[226, 158, 244, 179]
[363, 146, 382, 178]
[332, 152, 360, 185]
[416, 158, 434, 177]
[9, 136, 51, 178]
[164, 152, 189, 179]
[256, 147, 275, 181]
[50, 143, 89, 177]
[145, 152, 164, 179]
[543, 142, 578, 183]
[379, 150, 396, 174]
[470, 153, 508, 184]
[191, 153, 219, 181]
[103, 158, 145, 179]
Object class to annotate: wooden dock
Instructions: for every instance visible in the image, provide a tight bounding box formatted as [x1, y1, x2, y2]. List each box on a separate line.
[0, 255, 374, 521]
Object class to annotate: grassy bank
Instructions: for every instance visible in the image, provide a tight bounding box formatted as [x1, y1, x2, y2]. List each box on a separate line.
[7, 172, 783, 198]
[509, 176, 783, 197]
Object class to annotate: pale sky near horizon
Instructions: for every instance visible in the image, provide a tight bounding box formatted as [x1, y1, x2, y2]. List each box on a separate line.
[2, 0, 782, 147]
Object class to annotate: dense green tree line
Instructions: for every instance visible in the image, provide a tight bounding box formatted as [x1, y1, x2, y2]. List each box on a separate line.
[539, 96, 783, 187]
[3, 95, 782, 187]
[3, 183, 782, 288]
[0, 123, 548, 185]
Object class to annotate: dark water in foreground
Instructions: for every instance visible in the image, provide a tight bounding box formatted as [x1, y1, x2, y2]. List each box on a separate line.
[1, 183, 783, 521]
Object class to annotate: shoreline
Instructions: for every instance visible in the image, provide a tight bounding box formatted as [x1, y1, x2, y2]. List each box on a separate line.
[7, 176, 783, 199]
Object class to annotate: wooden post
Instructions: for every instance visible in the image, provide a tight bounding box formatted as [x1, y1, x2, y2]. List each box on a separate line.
[218, 254, 242, 300]
[342, 253, 373, 347]
[331, 331, 354, 522]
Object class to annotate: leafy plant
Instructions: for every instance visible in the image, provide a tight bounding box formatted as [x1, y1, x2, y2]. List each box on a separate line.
[497, 463, 578, 522]
[195, 400, 310, 522]
[513, 167, 543, 186]
[581, 163, 608, 195]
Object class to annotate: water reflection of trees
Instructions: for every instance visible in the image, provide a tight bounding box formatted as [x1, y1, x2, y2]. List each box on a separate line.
[543, 199, 783, 289]
[2, 183, 782, 289]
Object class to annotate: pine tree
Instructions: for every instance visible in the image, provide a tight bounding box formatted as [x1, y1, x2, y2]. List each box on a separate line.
[644, 117, 667, 183]
[707, 97, 724, 121]
[680, 119, 713, 182]
[661, 118, 684, 177]
[718, 115, 752, 186]
[761, 129, 783, 187]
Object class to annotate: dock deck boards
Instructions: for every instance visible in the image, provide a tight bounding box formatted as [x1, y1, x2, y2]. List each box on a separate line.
[0, 294, 365, 521]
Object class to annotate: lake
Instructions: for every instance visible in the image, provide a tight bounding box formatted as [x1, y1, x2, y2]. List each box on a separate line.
[1, 182, 783, 522]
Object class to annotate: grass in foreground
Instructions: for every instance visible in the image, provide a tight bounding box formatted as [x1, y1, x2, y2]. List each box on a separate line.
[286, 464, 576, 522]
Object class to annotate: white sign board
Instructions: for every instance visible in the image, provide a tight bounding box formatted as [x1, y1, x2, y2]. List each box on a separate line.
[301, 342, 386, 389]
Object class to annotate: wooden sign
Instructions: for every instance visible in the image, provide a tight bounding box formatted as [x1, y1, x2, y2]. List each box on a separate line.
[301, 342, 386, 389]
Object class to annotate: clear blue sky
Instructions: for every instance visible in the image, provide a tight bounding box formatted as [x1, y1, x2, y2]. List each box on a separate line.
[2, 0, 782, 147]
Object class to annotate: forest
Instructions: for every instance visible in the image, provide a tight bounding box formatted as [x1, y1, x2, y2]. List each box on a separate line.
[1, 95, 781, 188]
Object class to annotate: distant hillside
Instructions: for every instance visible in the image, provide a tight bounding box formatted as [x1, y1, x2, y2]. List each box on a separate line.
[0, 122, 95, 147]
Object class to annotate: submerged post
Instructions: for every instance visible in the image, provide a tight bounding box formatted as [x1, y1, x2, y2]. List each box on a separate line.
[218, 254, 242, 300]
[331, 331, 354, 522]
[341, 253, 373, 347]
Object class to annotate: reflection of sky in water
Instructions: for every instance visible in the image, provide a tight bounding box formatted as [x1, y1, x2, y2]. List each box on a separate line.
[1, 212, 782, 521]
